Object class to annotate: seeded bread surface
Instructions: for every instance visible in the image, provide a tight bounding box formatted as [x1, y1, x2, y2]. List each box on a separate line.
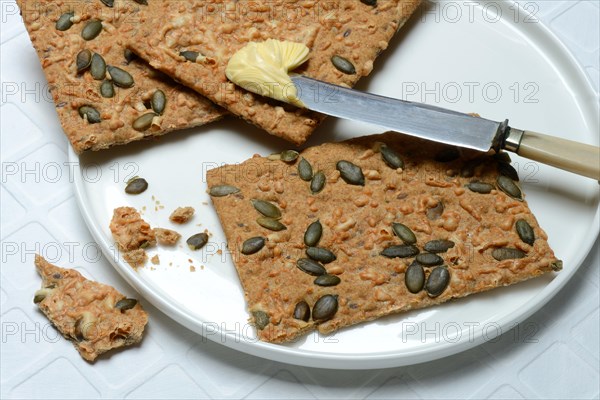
[206, 132, 561, 343]
[127, 0, 421, 145]
[17, 0, 226, 154]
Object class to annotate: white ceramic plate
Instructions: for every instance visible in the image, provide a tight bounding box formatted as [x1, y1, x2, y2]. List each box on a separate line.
[72, 1, 599, 369]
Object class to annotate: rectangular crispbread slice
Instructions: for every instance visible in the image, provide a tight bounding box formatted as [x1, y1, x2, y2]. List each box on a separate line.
[17, 0, 226, 153]
[206, 132, 561, 343]
[126, 0, 422, 145]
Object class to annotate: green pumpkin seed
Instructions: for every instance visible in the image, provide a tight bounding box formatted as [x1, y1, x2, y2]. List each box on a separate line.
[257, 217, 286, 231]
[498, 162, 519, 181]
[331, 55, 356, 74]
[392, 223, 416, 245]
[360, 0, 377, 6]
[380, 144, 404, 169]
[426, 202, 444, 220]
[306, 247, 336, 264]
[100, 0, 114, 7]
[251, 199, 281, 219]
[115, 298, 137, 311]
[76, 49, 92, 72]
[151, 89, 166, 115]
[107, 65, 134, 88]
[78, 105, 101, 123]
[312, 294, 338, 321]
[187, 233, 209, 250]
[416, 253, 444, 266]
[81, 20, 102, 41]
[56, 12, 74, 31]
[33, 293, 46, 304]
[423, 239, 455, 253]
[298, 158, 313, 181]
[294, 301, 310, 321]
[124, 48, 137, 63]
[209, 185, 240, 197]
[132, 112, 155, 131]
[314, 274, 341, 287]
[125, 177, 148, 194]
[381, 245, 419, 258]
[496, 175, 522, 200]
[241, 237, 265, 255]
[516, 219, 535, 245]
[133, 0, 148, 4]
[304, 220, 322, 247]
[281, 150, 299, 162]
[467, 181, 494, 194]
[90, 53, 106, 80]
[180, 50, 200, 62]
[435, 147, 460, 162]
[492, 247, 526, 261]
[310, 171, 326, 193]
[296, 258, 326, 276]
[425, 266, 450, 297]
[337, 160, 365, 186]
[551, 260, 563, 271]
[100, 80, 115, 98]
[252, 310, 269, 330]
[405, 261, 425, 293]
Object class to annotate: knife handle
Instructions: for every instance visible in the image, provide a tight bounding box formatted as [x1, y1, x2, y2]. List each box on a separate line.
[509, 129, 600, 180]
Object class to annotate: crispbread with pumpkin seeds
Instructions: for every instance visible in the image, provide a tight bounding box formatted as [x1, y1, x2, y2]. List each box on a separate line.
[17, 0, 225, 154]
[126, 0, 421, 145]
[206, 132, 561, 343]
[33, 255, 148, 361]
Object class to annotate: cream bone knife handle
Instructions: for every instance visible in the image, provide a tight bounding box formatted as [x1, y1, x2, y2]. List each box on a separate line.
[504, 128, 600, 180]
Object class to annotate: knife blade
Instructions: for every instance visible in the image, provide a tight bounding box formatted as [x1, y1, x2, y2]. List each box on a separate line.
[291, 75, 599, 180]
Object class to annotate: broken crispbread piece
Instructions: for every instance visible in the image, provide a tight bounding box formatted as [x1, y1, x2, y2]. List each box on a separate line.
[110, 206, 155, 268]
[206, 132, 561, 343]
[126, 0, 422, 145]
[34, 255, 148, 361]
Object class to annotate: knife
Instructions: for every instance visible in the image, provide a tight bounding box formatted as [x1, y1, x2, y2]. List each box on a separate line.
[291, 75, 600, 180]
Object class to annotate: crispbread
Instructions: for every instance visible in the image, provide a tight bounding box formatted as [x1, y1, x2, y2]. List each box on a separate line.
[17, 0, 226, 154]
[206, 132, 561, 343]
[126, 0, 421, 145]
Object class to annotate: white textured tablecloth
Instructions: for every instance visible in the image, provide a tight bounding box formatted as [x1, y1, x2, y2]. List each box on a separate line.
[1, 1, 598, 398]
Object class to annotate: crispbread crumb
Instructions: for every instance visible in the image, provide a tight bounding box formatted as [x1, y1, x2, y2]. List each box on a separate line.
[123, 249, 147, 269]
[110, 207, 156, 252]
[151, 254, 160, 265]
[154, 228, 181, 245]
[169, 207, 195, 224]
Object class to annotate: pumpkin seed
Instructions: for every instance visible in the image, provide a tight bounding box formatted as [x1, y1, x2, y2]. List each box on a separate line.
[314, 274, 341, 287]
[187, 233, 209, 250]
[241, 237, 265, 255]
[296, 258, 326, 276]
[425, 266, 450, 297]
[331, 55, 356, 74]
[76, 49, 92, 72]
[416, 253, 444, 266]
[435, 147, 460, 162]
[151, 89, 166, 115]
[78, 105, 101, 123]
[124, 48, 137, 63]
[251, 199, 281, 219]
[209, 185, 240, 197]
[132, 112, 155, 131]
[426, 202, 444, 220]
[252, 310, 269, 330]
[90, 53, 106, 80]
[312, 294, 338, 321]
[405, 261, 425, 293]
[380, 144, 404, 169]
[294, 301, 310, 321]
[81, 20, 102, 41]
[304, 220, 322, 247]
[492, 247, 526, 261]
[423, 239, 455, 253]
[336, 160, 365, 186]
[306, 247, 336, 264]
[467, 181, 494, 194]
[498, 162, 520, 181]
[381, 245, 419, 258]
[516, 219, 535, 245]
[56, 12, 74, 31]
[281, 150, 299, 162]
[100, 80, 114, 98]
[115, 298, 137, 311]
[125, 177, 148, 194]
[257, 217, 286, 231]
[392, 223, 416, 245]
[33, 293, 46, 304]
[496, 175, 522, 200]
[551, 260, 563, 271]
[133, 0, 148, 4]
[100, 0, 114, 7]
[180, 50, 200, 62]
[310, 171, 326, 193]
[298, 158, 313, 181]
[107, 65, 134, 88]
[360, 0, 377, 6]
